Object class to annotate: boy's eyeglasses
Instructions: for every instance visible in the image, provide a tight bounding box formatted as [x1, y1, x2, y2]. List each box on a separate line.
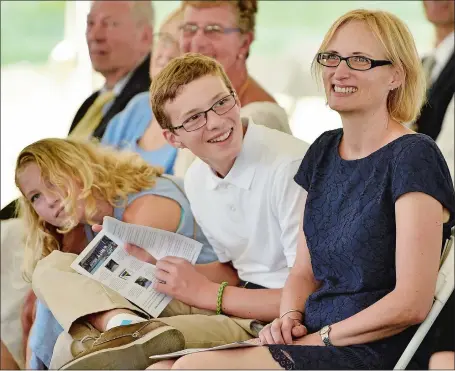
[172, 92, 237, 132]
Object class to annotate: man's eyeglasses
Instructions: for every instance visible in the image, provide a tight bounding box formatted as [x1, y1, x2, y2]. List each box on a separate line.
[316, 52, 392, 71]
[171, 92, 237, 132]
[180, 23, 242, 37]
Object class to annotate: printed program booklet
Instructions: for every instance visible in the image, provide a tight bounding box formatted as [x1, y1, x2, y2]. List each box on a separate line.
[149, 341, 261, 360]
[70, 216, 202, 318]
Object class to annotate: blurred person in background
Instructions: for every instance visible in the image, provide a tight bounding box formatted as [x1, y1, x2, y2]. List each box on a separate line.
[101, 8, 183, 175]
[1, 0, 154, 219]
[172, 0, 292, 176]
[415, 2, 455, 361]
[68, 0, 154, 141]
[412, 0, 454, 180]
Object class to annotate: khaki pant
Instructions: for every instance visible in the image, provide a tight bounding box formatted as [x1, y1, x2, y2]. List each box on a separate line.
[33, 251, 261, 367]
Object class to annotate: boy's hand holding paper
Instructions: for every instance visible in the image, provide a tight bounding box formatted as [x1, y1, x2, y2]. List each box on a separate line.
[153, 256, 214, 307]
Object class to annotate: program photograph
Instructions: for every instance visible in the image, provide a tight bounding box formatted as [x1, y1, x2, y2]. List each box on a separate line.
[105, 259, 119, 272]
[79, 235, 119, 274]
[135, 276, 152, 289]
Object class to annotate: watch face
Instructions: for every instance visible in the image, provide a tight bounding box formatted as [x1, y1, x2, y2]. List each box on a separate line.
[321, 325, 329, 335]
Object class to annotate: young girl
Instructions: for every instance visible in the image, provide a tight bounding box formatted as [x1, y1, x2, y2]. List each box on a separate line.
[17, 138, 216, 369]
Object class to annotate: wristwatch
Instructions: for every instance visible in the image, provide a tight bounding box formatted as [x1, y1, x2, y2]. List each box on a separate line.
[319, 325, 332, 346]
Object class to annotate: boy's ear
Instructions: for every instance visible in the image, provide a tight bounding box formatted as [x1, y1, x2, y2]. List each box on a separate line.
[163, 129, 186, 149]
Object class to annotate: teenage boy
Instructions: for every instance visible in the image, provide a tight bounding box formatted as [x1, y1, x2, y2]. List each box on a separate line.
[33, 53, 310, 370]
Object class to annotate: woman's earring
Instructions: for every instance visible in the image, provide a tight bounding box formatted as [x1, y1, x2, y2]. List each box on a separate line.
[237, 53, 244, 60]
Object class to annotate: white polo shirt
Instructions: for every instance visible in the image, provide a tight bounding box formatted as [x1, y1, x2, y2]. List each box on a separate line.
[184, 118, 309, 288]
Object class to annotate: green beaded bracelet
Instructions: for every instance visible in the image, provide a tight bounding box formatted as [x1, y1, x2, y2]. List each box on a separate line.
[216, 281, 229, 315]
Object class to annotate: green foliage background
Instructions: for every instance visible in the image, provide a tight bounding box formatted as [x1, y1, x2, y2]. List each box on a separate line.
[0, 0, 432, 66]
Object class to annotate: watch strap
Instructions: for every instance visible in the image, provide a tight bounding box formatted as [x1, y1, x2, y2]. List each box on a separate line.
[320, 325, 333, 346]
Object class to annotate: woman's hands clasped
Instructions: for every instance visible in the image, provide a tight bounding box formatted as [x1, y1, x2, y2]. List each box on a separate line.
[258, 315, 308, 345]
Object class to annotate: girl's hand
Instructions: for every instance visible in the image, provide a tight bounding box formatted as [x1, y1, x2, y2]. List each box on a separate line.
[91, 224, 157, 265]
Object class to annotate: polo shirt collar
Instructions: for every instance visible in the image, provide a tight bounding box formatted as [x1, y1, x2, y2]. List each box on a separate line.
[206, 117, 260, 190]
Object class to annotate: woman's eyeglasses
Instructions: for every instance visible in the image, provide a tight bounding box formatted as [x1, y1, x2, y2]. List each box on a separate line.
[316, 52, 392, 71]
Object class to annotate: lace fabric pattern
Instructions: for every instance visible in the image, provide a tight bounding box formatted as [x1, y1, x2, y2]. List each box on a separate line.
[268, 344, 374, 370]
[268, 130, 455, 370]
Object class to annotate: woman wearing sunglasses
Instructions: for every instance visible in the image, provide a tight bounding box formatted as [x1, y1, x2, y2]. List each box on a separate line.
[150, 8, 455, 371]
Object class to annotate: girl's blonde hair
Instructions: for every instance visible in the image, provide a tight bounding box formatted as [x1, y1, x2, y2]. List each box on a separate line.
[312, 9, 426, 124]
[15, 138, 163, 281]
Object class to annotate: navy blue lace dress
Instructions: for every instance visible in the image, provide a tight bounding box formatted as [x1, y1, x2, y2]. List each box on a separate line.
[267, 129, 455, 370]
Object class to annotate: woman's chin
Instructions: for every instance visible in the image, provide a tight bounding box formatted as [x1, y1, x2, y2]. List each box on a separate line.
[328, 102, 355, 114]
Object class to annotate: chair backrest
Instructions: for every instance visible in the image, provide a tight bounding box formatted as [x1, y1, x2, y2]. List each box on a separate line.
[394, 228, 454, 370]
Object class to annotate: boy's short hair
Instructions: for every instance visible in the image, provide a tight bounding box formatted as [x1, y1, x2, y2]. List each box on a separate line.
[150, 53, 234, 130]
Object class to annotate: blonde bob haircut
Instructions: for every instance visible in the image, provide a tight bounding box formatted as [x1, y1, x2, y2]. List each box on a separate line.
[15, 138, 163, 281]
[312, 9, 426, 124]
[150, 52, 234, 130]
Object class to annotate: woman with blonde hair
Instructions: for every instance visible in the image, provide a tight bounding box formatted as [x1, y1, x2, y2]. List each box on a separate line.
[19, 138, 215, 369]
[150, 8, 455, 370]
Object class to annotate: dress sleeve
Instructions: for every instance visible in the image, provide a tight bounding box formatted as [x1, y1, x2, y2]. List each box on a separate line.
[294, 132, 327, 191]
[392, 136, 455, 226]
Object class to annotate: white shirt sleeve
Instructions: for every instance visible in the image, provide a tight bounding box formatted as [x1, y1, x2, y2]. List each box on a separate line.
[271, 159, 307, 267]
[240, 102, 292, 135]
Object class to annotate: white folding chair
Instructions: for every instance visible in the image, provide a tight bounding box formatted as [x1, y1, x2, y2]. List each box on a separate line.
[394, 228, 455, 370]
